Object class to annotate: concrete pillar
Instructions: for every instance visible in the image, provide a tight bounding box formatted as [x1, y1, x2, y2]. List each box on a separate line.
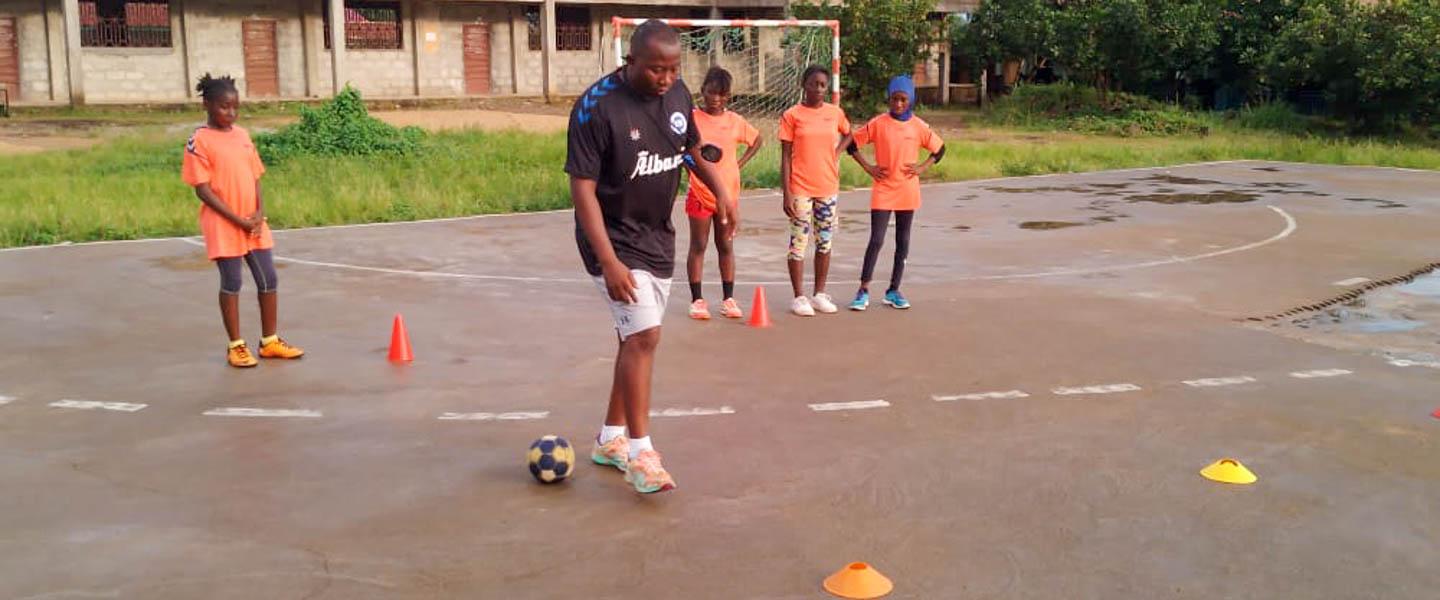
[541, 0, 555, 101]
[328, 0, 346, 95]
[507, 6, 519, 94]
[940, 43, 951, 105]
[300, 0, 318, 97]
[408, 0, 420, 96]
[43, 0, 67, 101]
[178, 0, 196, 99]
[59, 0, 83, 105]
[708, 5, 720, 68]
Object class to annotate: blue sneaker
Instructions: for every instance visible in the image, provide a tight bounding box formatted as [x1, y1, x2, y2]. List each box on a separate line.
[883, 290, 911, 309]
[849, 290, 870, 311]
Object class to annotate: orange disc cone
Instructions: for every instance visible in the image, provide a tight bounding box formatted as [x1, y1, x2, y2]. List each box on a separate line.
[747, 286, 773, 328]
[823, 562, 893, 599]
[1431, 407, 1440, 420]
[388, 313, 414, 362]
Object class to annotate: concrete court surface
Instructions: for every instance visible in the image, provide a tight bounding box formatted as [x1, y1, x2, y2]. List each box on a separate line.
[1, 160, 1437, 599]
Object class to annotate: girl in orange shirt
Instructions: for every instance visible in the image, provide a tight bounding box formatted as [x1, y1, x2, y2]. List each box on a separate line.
[845, 75, 945, 311]
[778, 65, 853, 317]
[685, 67, 763, 320]
[181, 74, 304, 368]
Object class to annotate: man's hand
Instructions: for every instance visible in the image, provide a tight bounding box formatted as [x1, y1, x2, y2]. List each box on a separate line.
[601, 259, 638, 304]
[867, 164, 891, 180]
[782, 193, 798, 220]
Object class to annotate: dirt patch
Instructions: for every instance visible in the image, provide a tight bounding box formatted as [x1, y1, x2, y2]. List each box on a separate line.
[1018, 220, 1085, 230]
[370, 109, 568, 134]
[1346, 197, 1408, 209]
[147, 254, 212, 272]
[1127, 191, 1259, 205]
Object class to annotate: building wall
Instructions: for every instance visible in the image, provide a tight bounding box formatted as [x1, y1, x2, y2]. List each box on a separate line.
[431, 1, 513, 96]
[186, 0, 309, 100]
[0, 0, 56, 101]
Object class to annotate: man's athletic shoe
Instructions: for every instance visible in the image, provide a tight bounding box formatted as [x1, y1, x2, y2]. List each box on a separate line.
[791, 296, 816, 317]
[849, 290, 870, 311]
[688, 298, 711, 320]
[591, 436, 630, 473]
[259, 337, 305, 359]
[719, 297, 744, 319]
[625, 450, 676, 493]
[812, 293, 839, 314]
[883, 290, 911, 310]
[227, 343, 258, 368]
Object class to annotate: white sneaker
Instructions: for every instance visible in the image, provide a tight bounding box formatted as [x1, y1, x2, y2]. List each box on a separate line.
[812, 293, 839, 314]
[791, 296, 816, 317]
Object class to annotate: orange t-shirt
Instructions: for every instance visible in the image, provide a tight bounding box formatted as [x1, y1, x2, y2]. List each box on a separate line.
[687, 109, 760, 210]
[181, 125, 273, 260]
[852, 114, 945, 211]
[778, 102, 851, 198]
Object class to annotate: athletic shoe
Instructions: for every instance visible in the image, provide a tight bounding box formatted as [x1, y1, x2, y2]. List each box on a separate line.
[227, 343, 258, 368]
[791, 296, 816, 317]
[591, 435, 630, 473]
[812, 293, 839, 314]
[719, 297, 744, 319]
[883, 290, 911, 310]
[849, 290, 870, 311]
[259, 337, 305, 359]
[624, 449, 676, 493]
[688, 298, 712, 320]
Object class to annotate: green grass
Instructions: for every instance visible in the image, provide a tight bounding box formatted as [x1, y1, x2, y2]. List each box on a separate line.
[4, 118, 1440, 248]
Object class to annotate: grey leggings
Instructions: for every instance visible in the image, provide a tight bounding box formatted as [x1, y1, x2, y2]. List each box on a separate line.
[217, 249, 278, 295]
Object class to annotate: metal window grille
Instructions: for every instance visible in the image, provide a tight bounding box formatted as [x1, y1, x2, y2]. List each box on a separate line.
[525, 6, 541, 51]
[80, 1, 171, 48]
[555, 6, 589, 52]
[323, 0, 403, 50]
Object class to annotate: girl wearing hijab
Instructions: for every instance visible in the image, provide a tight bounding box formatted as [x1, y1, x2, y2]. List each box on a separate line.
[845, 75, 946, 311]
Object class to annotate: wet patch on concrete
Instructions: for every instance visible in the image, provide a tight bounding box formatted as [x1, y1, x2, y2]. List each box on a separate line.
[1127, 191, 1260, 205]
[984, 185, 1095, 195]
[1253, 166, 1283, 172]
[1139, 174, 1225, 186]
[1346, 197, 1409, 209]
[1253, 267, 1440, 358]
[1019, 221, 1086, 230]
[147, 254, 212, 272]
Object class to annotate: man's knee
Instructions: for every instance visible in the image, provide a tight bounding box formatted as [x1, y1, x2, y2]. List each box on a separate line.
[622, 327, 662, 353]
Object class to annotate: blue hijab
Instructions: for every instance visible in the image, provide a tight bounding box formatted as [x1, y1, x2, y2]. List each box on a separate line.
[887, 75, 916, 122]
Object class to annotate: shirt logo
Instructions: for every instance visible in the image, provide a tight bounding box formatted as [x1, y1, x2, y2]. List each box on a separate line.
[629, 150, 686, 180]
[630, 128, 641, 141]
[669, 112, 687, 135]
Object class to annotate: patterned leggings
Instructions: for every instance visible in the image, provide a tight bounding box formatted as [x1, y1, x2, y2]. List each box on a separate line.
[787, 195, 838, 261]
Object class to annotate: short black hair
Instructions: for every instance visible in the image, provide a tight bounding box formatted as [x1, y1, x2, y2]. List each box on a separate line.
[702, 67, 732, 95]
[629, 19, 680, 59]
[195, 73, 238, 102]
[802, 65, 831, 87]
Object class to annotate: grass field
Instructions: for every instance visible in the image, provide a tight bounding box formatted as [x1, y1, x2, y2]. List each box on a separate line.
[3, 107, 1440, 248]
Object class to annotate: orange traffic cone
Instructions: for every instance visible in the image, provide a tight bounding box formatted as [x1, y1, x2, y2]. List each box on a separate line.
[823, 562, 893, 599]
[747, 286, 773, 328]
[388, 313, 414, 362]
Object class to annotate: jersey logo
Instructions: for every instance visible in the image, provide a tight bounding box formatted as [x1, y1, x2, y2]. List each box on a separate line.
[576, 76, 619, 125]
[669, 111, 687, 135]
[630, 128, 641, 141]
[629, 150, 685, 180]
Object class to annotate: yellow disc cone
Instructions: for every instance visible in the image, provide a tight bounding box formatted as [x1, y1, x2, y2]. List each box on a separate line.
[823, 562, 893, 599]
[1201, 458, 1258, 484]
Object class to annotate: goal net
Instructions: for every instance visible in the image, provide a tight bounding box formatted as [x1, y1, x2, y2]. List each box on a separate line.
[612, 18, 840, 127]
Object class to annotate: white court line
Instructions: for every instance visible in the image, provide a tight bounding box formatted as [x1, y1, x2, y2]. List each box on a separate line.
[1333, 277, 1371, 286]
[1387, 358, 1440, 369]
[1053, 383, 1142, 396]
[1183, 376, 1258, 388]
[650, 406, 736, 418]
[49, 399, 147, 412]
[437, 411, 550, 421]
[809, 400, 890, 412]
[203, 408, 323, 418]
[0, 395, 14, 407]
[1290, 369, 1353, 379]
[178, 206, 1299, 286]
[933, 390, 1030, 402]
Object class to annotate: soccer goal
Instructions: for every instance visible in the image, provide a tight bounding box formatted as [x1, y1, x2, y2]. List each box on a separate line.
[611, 17, 841, 121]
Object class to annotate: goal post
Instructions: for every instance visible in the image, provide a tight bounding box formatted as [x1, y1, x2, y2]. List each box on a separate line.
[611, 17, 842, 113]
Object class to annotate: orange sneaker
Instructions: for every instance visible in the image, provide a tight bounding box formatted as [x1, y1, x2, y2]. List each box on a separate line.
[624, 450, 676, 494]
[259, 337, 305, 359]
[688, 299, 711, 320]
[719, 297, 744, 319]
[227, 342, 258, 368]
[590, 435, 630, 473]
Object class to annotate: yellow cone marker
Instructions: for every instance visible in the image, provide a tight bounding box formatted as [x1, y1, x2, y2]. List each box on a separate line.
[823, 562, 893, 599]
[1201, 458, 1258, 484]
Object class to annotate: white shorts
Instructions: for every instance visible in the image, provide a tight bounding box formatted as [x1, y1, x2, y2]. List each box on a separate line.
[592, 269, 672, 341]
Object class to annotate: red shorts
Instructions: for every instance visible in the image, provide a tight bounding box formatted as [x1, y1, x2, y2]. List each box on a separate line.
[685, 190, 716, 220]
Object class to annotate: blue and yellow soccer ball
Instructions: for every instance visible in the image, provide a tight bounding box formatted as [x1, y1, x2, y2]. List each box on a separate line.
[527, 435, 575, 484]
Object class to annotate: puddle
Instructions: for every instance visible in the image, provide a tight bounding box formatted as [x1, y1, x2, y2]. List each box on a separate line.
[1019, 221, 1085, 230]
[953, 225, 972, 231]
[148, 254, 212, 272]
[1346, 197, 1408, 209]
[1348, 318, 1427, 333]
[1127, 191, 1259, 205]
[984, 185, 1094, 194]
[1090, 215, 1126, 223]
[1089, 183, 1133, 190]
[1248, 182, 1304, 189]
[1252, 166, 1283, 172]
[1398, 272, 1440, 297]
[1139, 175, 1224, 185]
